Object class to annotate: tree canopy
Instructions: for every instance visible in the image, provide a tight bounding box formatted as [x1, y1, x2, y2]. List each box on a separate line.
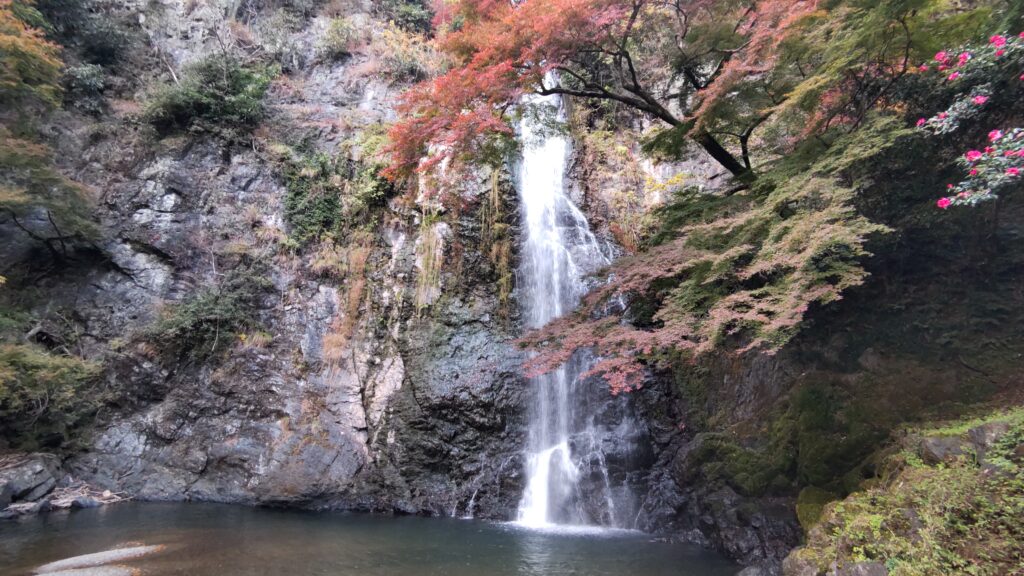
[386, 0, 1022, 392]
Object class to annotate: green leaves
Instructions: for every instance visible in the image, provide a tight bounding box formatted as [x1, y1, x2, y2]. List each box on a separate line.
[0, 343, 101, 450]
[143, 56, 276, 137]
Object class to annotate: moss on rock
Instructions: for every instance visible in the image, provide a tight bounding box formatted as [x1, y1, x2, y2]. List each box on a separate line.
[786, 407, 1024, 576]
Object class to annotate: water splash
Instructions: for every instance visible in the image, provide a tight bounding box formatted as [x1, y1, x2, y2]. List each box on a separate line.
[513, 90, 636, 529]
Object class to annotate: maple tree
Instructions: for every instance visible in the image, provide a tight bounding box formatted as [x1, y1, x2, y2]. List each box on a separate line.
[0, 0, 61, 107]
[384, 0, 1017, 393]
[385, 0, 820, 185]
[1, 0, 96, 255]
[510, 1, 1007, 392]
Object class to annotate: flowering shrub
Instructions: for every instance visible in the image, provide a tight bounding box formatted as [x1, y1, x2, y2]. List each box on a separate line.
[915, 33, 1024, 208]
[939, 128, 1023, 207]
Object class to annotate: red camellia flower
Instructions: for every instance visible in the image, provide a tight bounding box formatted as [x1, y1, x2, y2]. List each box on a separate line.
[990, 35, 1007, 47]
[916, 118, 927, 127]
[937, 198, 952, 209]
[938, 112, 948, 119]
[1008, 168, 1021, 177]
[948, 72, 960, 81]
[973, 95, 989, 105]
[935, 51, 948, 61]
[966, 150, 984, 162]
[989, 130, 1003, 141]
[995, 49, 1005, 57]
[970, 169, 978, 175]
[918, 64, 929, 71]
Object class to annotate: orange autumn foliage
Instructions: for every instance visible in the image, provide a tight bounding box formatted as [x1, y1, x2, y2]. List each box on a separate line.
[385, 0, 819, 185]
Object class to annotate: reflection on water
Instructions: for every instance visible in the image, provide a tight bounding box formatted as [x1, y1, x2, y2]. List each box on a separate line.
[0, 503, 737, 576]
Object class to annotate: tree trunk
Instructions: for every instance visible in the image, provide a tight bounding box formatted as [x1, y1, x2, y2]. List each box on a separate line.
[693, 130, 754, 182]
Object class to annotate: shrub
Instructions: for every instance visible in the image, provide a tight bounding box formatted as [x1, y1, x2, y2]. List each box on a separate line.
[63, 63, 104, 114]
[143, 56, 275, 137]
[0, 343, 102, 450]
[377, 0, 432, 34]
[282, 152, 346, 244]
[370, 23, 441, 81]
[148, 263, 272, 360]
[77, 16, 131, 65]
[279, 131, 397, 244]
[319, 16, 360, 61]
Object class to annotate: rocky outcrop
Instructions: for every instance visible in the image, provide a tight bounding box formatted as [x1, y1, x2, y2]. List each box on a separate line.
[0, 454, 61, 515]
[783, 411, 1024, 575]
[0, 0, 531, 519]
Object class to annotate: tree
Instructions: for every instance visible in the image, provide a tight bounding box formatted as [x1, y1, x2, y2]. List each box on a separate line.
[503, 1, 1001, 391]
[0, 0, 61, 107]
[385, 0, 820, 185]
[1, 0, 96, 255]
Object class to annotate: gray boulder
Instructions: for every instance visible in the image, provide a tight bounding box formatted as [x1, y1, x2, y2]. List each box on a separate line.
[0, 453, 60, 504]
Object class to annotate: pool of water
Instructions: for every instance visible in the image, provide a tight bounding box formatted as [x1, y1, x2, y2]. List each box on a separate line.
[0, 503, 738, 576]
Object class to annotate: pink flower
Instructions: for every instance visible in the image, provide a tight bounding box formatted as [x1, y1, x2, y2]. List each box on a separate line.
[937, 198, 951, 209]
[985, 146, 995, 154]
[1008, 168, 1021, 177]
[989, 129, 1003, 141]
[939, 64, 948, 71]
[1020, 32, 1024, 38]
[973, 95, 989, 105]
[958, 52, 971, 65]
[970, 169, 978, 176]
[916, 118, 927, 127]
[990, 35, 1007, 47]
[1020, 74, 1024, 81]
[966, 150, 984, 162]
[996, 49, 1005, 57]
[938, 112, 948, 119]
[947, 183, 955, 189]
[935, 51, 948, 62]
[948, 72, 960, 81]
[919, 64, 929, 71]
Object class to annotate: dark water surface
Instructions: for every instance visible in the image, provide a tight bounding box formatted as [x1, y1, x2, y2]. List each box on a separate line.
[0, 503, 738, 576]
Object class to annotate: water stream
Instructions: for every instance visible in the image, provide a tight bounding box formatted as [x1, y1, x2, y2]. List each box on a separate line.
[514, 93, 637, 528]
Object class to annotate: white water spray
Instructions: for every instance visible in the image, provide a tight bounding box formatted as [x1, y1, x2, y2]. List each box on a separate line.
[514, 91, 633, 528]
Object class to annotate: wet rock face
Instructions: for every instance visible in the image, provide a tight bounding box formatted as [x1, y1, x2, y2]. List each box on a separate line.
[0, 454, 61, 507]
[624, 356, 802, 569]
[0, 0, 530, 520]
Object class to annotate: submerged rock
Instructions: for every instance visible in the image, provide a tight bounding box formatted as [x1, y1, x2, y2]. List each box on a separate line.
[35, 568, 136, 576]
[34, 545, 164, 574]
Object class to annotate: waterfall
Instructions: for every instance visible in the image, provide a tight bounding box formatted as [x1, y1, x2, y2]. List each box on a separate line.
[514, 92, 636, 529]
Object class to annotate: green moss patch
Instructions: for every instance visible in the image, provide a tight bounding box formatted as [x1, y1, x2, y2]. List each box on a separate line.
[795, 408, 1024, 575]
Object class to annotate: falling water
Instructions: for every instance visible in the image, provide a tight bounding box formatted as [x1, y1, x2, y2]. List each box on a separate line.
[514, 92, 636, 528]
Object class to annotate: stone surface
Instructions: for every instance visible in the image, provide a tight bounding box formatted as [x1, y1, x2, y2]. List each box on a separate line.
[782, 552, 821, 576]
[36, 568, 137, 576]
[0, 454, 60, 504]
[35, 545, 164, 573]
[833, 562, 888, 576]
[967, 422, 1010, 462]
[919, 436, 968, 465]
